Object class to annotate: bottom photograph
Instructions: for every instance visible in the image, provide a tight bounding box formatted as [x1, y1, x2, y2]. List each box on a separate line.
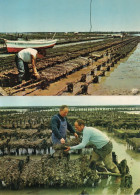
[0, 96, 140, 195]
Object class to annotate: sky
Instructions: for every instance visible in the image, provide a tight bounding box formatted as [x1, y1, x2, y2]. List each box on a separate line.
[0, 0, 140, 32]
[0, 96, 140, 107]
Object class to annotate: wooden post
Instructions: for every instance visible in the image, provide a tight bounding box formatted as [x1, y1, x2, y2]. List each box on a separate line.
[80, 74, 86, 82]
[97, 65, 101, 71]
[81, 84, 88, 95]
[67, 82, 73, 93]
[93, 76, 99, 83]
[107, 66, 110, 71]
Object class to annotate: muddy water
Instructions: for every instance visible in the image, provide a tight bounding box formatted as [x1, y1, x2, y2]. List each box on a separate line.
[55, 39, 104, 48]
[90, 43, 140, 95]
[0, 53, 14, 58]
[0, 131, 140, 195]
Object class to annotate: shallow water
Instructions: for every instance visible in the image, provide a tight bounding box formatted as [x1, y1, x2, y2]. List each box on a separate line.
[0, 53, 14, 58]
[91, 43, 140, 95]
[55, 39, 104, 48]
[0, 130, 140, 195]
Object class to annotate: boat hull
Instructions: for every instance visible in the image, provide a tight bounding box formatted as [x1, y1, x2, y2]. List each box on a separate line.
[5, 39, 57, 53]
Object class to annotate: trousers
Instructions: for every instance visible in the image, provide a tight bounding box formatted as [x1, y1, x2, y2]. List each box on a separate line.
[15, 55, 30, 83]
[90, 141, 120, 173]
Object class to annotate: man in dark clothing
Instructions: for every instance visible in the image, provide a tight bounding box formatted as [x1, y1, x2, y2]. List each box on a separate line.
[51, 105, 78, 144]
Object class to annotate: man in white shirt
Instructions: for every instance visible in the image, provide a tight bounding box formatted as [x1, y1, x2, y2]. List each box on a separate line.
[65, 119, 120, 173]
[15, 48, 45, 84]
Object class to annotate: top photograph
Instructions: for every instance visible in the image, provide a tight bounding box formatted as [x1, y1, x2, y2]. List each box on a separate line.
[0, 0, 140, 96]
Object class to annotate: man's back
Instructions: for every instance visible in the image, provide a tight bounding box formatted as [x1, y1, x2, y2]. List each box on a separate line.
[70, 126, 109, 150]
[84, 126, 109, 149]
[18, 48, 37, 63]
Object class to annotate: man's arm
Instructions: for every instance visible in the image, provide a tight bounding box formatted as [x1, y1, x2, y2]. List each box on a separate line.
[69, 130, 90, 150]
[51, 116, 63, 140]
[31, 55, 40, 79]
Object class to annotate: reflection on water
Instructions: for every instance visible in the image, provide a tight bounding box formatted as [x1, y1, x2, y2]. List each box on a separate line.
[0, 132, 139, 195]
[124, 111, 140, 115]
[109, 134, 140, 195]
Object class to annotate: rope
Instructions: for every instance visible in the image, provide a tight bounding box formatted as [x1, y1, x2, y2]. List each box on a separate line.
[90, 0, 93, 32]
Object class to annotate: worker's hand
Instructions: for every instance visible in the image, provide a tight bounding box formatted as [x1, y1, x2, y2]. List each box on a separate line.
[33, 72, 40, 80]
[74, 133, 78, 138]
[64, 146, 70, 152]
[60, 138, 65, 144]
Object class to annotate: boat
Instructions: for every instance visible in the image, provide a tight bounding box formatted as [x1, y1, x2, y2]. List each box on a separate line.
[4, 39, 57, 53]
